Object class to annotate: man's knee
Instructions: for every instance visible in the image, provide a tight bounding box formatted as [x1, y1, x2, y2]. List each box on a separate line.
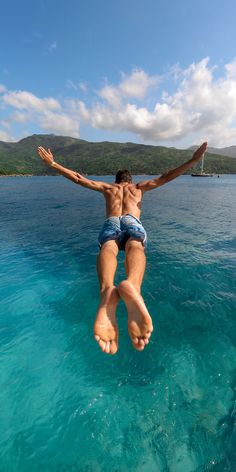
[99, 240, 119, 257]
[125, 238, 145, 253]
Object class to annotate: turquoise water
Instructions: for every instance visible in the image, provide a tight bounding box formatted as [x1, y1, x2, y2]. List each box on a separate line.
[0, 175, 235, 472]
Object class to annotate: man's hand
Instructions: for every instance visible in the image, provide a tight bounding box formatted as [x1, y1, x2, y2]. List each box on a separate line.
[37, 147, 55, 166]
[192, 142, 208, 163]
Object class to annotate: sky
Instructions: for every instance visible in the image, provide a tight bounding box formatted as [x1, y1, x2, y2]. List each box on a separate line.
[1, 0, 236, 147]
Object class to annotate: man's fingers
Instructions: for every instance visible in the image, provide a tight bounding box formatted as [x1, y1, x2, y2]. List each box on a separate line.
[37, 148, 49, 162]
[38, 146, 47, 154]
[38, 147, 49, 158]
[37, 146, 53, 159]
[195, 142, 208, 154]
[38, 152, 46, 159]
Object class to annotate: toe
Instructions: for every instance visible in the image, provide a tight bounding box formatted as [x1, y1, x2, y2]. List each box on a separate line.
[133, 339, 145, 351]
[110, 340, 118, 355]
[132, 336, 139, 344]
[144, 338, 149, 345]
[135, 343, 145, 351]
[98, 339, 106, 352]
[139, 339, 145, 349]
[105, 341, 110, 354]
[94, 334, 100, 341]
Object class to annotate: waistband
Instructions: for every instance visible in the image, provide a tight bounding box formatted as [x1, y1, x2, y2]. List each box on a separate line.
[105, 214, 142, 224]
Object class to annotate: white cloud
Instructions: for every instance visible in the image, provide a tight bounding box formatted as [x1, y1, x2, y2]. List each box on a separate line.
[66, 80, 88, 93]
[99, 68, 159, 107]
[0, 130, 14, 141]
[0, 119, 11, 129]
[66, 99, 90, 121]
[0, 84, 7, 93]
[77, 101, 90, 121]
[10, 111, 30, 123]
[79, 82, 87, 92]
[1, 90, 79, 140]
[119, 69, 159, 99]
[3, 90, 60, 113]
[39, 111, 80, 137]
[99, 85, 122, 108]
[225, 58, 236, 79]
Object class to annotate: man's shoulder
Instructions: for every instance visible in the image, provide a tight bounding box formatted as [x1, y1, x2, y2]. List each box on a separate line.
[132, 183, 142, 191]
[103, 183, 117, 193]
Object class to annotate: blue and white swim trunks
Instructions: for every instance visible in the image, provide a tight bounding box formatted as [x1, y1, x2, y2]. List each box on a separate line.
[98, 214, 147, 250]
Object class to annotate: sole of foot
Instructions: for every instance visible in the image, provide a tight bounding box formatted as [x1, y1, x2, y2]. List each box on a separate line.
[94, 286, 120, 355]
[118, 280, 153, 351]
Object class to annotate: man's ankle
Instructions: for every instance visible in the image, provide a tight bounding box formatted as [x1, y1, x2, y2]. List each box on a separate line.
[126, 279, 141, 293]
[99, 285, 116, 297]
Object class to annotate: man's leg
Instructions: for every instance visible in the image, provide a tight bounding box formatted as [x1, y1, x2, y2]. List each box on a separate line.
[94, 240, 120, 354]
[118, 239, 153, 351]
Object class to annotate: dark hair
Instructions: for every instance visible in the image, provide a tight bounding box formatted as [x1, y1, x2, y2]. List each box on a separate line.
[115, 169, 132, 184]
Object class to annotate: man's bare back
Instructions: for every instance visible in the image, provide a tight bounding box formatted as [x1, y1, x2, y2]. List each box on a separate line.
[103, 183, 142, 218]
[37, 142, 208, 355]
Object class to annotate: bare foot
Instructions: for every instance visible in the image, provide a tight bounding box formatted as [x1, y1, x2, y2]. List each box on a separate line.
[94, 286, 120, 354]
[118, 280, 153, 351]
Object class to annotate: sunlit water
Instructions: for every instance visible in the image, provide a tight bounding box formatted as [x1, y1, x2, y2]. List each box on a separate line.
[0, 175, 235, 472]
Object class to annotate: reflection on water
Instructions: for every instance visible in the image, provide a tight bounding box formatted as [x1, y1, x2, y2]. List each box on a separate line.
[0, 175, 235, 471]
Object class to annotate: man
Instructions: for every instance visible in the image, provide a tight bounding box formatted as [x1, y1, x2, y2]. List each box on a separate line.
[37, 142, 207, 355]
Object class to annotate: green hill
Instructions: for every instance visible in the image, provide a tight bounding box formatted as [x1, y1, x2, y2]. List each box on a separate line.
[0, 134, 236, 175]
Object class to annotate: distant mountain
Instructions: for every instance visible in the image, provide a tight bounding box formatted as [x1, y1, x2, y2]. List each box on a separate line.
[189, 145, 236, 158]
[1, 134, 236, 175]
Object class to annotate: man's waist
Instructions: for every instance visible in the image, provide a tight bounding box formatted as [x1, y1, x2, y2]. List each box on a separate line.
[105, 213, 142, 224]
[106, 212, 141, 219]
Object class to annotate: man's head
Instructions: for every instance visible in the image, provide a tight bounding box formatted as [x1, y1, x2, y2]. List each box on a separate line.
[115, 169, 132, 184]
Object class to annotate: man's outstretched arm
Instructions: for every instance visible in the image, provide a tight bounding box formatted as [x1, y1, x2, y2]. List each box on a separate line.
[136, 142, 208, 192]
[37, 146, 109, 192]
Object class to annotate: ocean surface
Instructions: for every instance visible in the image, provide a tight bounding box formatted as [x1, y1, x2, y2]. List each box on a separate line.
[0, 175, 235, 472]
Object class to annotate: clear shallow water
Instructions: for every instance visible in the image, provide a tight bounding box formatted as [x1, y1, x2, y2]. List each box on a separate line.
[0, 175, 235, 472]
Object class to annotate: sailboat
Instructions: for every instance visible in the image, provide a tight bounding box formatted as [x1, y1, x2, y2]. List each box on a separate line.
[191, 152, 214, 177]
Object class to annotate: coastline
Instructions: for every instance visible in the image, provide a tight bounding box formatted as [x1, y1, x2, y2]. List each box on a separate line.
[1, 173, 236, 178]
[0, 174, 34, 177]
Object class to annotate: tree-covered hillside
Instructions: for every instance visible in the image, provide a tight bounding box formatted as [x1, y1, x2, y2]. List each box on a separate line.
[1, 134, 236, 175]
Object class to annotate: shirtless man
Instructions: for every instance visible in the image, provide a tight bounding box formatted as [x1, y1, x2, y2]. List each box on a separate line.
[37, 142, 207, 355]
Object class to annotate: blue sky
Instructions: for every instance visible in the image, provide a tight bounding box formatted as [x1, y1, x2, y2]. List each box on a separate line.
[1, 0, 236, 147]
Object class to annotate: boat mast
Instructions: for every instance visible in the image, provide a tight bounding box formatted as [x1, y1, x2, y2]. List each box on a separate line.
[201, 153, 205, 175]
